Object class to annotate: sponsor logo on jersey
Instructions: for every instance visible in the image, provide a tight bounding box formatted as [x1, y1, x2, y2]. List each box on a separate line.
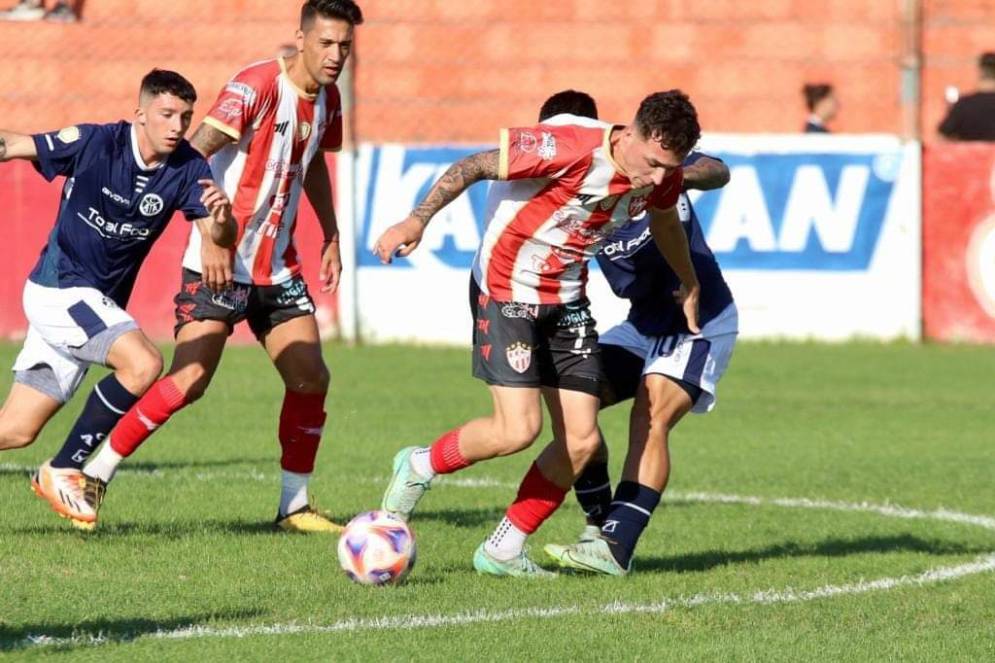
[601, 226, 652, 258]
[538, 132, 557, 160]
[139, 194, 164, 217]
[57, 126, 81, 144]
[224, 82, 257, 105]
[101, 187, 131, 207]
[216, 98, 243, 122]
[505, 341, 533, 374]
[78, 207, 152, 240]
[500, 302, 539, 320]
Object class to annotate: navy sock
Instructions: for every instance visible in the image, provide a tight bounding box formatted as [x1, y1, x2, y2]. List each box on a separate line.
[50, 375, 140, 470]
[574, 461, 612, 527]
[600, 481, 661, 569]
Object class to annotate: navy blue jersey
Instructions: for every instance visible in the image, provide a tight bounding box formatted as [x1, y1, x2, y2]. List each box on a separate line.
[596, 152, 734, 337]
[28, 121, 212, 307]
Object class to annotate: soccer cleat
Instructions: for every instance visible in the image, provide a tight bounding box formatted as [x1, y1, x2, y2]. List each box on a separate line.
[380, 446, 432, 521]
[31, 460, 97, 527]
[0, 1, 45, 21]
[543, 536, 630, 576]
[543, 524, 602, 559]
[473, 542, 557, 579]
[274, 504, 345, 534]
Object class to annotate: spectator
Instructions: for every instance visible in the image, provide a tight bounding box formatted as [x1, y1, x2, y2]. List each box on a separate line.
[802, 83, 838, 133]
[0, 0, 78, 22]
[938, 52, 995, 142]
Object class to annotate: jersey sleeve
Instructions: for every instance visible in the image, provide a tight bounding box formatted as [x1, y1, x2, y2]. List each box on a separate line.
[178, 156, 214, 222]
[647, 168, 684, 211]
[31, 124, 100, 181]
[319, 86, 343, 152]
[202, 71, 268, 141]
[498, 124, 593, 181]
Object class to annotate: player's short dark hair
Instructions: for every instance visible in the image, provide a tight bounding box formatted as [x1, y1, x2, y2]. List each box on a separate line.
[301, 0, 364, 29]
[634, 90, 700, 156]
[803, 83, 834, 111]
[979, 52, 995, 78]
[139, 69, 197, 104]
[539, 90, 599, 122]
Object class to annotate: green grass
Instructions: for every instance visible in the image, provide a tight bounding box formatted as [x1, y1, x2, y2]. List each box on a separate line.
[1, 341, 993, 661]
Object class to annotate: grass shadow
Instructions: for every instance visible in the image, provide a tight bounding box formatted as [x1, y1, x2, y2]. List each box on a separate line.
[411, 507, 506, 528]
[0, 609, 266, 652]
[636, 534, 990, 574]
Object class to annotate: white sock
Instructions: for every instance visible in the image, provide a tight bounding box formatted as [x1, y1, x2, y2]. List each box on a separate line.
[409, 447, 436, 479]
[280, 470, 310, 516]
[83, 442, 123, 483]
[484, 517, 528, 560]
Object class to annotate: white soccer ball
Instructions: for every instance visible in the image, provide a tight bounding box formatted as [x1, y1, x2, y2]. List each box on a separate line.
[337, 510, 416, 586]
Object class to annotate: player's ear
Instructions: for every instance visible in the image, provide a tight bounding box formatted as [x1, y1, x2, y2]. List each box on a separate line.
[295, 29, 305, 52]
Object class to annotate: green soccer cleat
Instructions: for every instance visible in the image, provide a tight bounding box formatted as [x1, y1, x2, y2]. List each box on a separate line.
[543, 524, 602, 559]
[543, 537, 630, 577]
[473, 542, 557, 579]
[380, 446, 433, 521]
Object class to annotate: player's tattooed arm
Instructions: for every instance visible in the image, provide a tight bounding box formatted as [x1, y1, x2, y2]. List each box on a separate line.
[410, 149, 500, 226]
[373, 149, 499, 263]
[190, 123, 235, 159]
[682, 156, 729, 192]
[0, 130, 38, 162]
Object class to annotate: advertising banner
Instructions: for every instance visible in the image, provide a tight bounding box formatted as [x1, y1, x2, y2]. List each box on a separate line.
[352, 135, 921, 344]
[922, 143, 995, 343]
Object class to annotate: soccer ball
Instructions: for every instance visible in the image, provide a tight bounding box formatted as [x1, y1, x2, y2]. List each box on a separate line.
[337, 510, 416, 586]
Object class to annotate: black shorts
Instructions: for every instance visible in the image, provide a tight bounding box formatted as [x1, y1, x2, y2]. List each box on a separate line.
[469, 277, 603, 397]
[174, 268, 316, 340]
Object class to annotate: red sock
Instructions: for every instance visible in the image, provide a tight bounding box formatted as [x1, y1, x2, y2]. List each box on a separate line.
[279, 390, 327, 474]
[429, 427, 471, 475]
[505, 463, 568, 534]
[109, 377, 187, 457]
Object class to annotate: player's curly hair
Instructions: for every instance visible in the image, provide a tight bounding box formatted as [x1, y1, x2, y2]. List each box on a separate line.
[802, 83, 834, 111]
[140, 69, 197, 104]
[301, 0, 364, 28]
[634, 90, 700, 156]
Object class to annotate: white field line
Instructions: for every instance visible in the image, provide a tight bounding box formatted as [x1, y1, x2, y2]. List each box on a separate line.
[17, 554, 995, 650]
[4, 473, 994, 652]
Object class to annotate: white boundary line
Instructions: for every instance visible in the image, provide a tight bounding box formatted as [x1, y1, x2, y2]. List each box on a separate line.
[9, 487, 995, 651]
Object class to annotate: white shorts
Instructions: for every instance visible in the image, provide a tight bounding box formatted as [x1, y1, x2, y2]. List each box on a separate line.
[12, 280, 138, 403]
[600, 303, 738, 413]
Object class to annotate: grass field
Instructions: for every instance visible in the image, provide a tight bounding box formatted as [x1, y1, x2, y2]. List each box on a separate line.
[1, 340, 993, 661]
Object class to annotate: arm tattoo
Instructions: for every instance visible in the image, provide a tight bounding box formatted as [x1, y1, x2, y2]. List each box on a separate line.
[682, 157, 730, 192]
[411, 149, 499, 225]
[190, 124, 235, 158]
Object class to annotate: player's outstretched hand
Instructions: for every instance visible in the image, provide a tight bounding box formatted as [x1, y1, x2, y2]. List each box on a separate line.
[673, 283, 701, 334]
[319, 239, 342, 294]
[372, 216, 423, 264]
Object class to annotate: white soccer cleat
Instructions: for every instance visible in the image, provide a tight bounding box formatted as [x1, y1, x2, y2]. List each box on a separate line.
[31, 460, 97, 527]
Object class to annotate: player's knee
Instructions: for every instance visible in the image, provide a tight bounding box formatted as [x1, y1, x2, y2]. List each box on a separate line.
[0, 424, 38, 450]
[118, 347, 164, 393]
[499, 414, 542, 453]
[287, 364, 330, 395]
[168, 363, 213, 403]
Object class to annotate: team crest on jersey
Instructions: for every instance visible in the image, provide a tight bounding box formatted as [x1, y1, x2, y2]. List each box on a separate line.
[516, 131, 538, 154]
[628, 196, 648, 218]
[538, 132, 557, 160]
[298, 122, 312, 142]
[505, 341, 533, 374]
[139, 193, 164, 217]
[57, 126, 81, 144]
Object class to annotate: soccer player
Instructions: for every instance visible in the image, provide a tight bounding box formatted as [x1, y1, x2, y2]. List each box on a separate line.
[543, 151, 737, 576]
[0, 69, 235, 528]
[375, 90, 703, 577]
[75, 0, 364, 533]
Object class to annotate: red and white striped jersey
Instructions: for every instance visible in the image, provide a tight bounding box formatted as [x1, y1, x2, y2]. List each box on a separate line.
[182, 58, 342, 285]
[471, 117, 683, 305]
